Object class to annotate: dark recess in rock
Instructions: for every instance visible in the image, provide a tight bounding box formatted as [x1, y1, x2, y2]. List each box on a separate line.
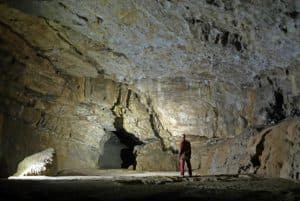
[279, 24, 288, 33]
[113, 117, 143, 169]
[285, 11, 298, 19]
[221, 31, 229, 46]
[265, 88, 286, 124]
[231, 33, 241, 51]
[215, 34, 220, 44]
[76, 14, 88, 22]
[206, 0, 220, 7]
[58, 2, 67, 10]
[185, 16, 246, 51]
[267, 77, 273, 85]
[36, 112, 46, 128]
[250, 129, 271, 170]
[234, 39, 242, 51]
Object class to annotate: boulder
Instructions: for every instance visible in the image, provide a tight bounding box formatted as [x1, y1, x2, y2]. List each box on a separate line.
[248, 118, 300, 179]
[135, 142, 179, 171]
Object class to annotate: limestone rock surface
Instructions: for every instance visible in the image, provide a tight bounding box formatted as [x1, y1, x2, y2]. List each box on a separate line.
[135, 142, 179, 171]
[0, 0, 299, 179]
[248, 118, 300, 179]
[13, 148, 56, 176]
[191, 118, 300, 180]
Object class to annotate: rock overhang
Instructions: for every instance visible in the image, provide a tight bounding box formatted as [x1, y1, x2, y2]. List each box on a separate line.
[0, 0, 298, 84]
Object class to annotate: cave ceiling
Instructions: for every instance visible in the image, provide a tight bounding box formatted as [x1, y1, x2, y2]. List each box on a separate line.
[0, 0, 299, 85]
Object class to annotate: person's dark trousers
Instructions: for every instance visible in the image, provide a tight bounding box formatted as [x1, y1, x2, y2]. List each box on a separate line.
[180, 158, 192, 176]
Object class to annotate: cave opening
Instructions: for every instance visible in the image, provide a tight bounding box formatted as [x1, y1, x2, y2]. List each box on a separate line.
[266, 88, 286, 124]
[113, 117, 143, 169]
[250, 130, 271, 170]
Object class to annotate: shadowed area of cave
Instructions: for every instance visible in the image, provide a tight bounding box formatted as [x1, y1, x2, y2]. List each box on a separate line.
[113, 117, 143, 169]
[265, 88, 286, 124]
[98, 118, 143, 169]
[0, 0, 300, 200]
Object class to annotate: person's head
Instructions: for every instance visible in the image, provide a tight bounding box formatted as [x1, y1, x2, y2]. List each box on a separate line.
[182, 134, 186, 140]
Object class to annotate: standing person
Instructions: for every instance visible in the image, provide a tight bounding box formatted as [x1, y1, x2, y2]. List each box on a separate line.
[179, 134, 192, 177]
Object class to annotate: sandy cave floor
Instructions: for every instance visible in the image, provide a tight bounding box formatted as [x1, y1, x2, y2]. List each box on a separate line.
[1, 170, 300, 201]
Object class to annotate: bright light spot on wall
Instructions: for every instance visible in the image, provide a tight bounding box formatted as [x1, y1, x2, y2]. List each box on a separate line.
[13, 148, 55, 177]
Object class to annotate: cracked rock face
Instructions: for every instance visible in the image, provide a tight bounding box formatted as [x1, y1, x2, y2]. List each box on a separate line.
[0, 0, 299, 179]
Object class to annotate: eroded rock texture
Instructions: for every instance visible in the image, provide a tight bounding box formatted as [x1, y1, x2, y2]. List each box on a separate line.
[13, 148, 56, 176]
[0, 0, 299, 178]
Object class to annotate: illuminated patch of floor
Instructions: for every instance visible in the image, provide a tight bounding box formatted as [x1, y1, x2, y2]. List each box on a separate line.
[8, 171, 181, 180]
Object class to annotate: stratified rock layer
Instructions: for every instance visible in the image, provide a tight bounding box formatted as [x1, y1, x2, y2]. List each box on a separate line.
[0, 0, 299, 179]
[193, 118, 300, 180]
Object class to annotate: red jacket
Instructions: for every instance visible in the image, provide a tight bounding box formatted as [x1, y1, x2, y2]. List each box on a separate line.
[179, 140, 191, 159]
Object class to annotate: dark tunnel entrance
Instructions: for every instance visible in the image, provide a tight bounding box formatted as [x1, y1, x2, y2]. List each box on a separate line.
[98, 129, 143, 170]
[113, 130, 142, 169]
[113, 117, 143, 169]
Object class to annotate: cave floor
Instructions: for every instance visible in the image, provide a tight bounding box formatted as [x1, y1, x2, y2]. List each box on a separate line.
[1, 171, 300, 201]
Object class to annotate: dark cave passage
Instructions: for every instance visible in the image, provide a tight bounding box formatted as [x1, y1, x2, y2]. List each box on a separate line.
[266, 88, 286, 124]
[98, 127, 143, 169]
[113, 117, 143, 169]
[114, 131, 138, 169]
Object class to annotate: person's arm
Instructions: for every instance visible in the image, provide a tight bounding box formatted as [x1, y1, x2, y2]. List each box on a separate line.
[179, 142, 183, 158]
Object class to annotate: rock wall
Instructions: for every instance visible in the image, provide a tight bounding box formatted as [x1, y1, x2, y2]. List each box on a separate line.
[0, 0, 299, 179]
[192, 118, 300, 180]
[250, 118, 300, 179]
